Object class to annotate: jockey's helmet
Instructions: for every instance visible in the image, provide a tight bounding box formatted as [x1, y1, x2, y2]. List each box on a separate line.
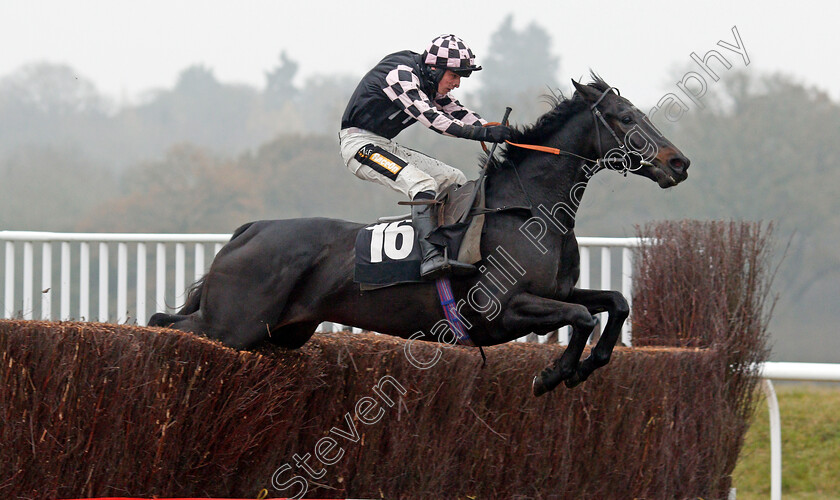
[422, 34, 482, 77]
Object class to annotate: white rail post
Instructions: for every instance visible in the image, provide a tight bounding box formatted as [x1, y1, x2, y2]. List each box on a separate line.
[41, 241, 52, 320]
[137, 243, 146, 326]
[156, 243, 166, 313]
[4, 241, 14, 319]
[580, 246, 591, 288]
[175, 243, 185, 305]
[598, 246, 611, 342]
[621, 247, 633, 346]
[762, 378, 782, 500]
[23, 241, 33, 320]
[117, 242, 128, 323]
[60, 242, 71, 320]
[574, 246, 592, 345]
[194, 243, 205, 281]
[80, 242, 90, 321]
[98, 242, 109, 322]
[600, 247, 611, 289]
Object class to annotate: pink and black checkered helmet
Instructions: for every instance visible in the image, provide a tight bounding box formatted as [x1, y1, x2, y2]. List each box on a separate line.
[422, 34, 482, 76]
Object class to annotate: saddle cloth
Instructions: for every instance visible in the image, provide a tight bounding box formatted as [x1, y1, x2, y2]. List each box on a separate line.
[354, 180, 486, 286]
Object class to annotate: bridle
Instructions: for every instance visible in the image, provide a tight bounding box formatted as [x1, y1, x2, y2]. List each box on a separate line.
[501, 86, 654, 173]
[590, 86, 624, 161]
[474, 86, 655, 220]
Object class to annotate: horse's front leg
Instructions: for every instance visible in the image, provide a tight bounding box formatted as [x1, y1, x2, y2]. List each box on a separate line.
[501, 293, 597, 396]
[562, 288, 630, 389]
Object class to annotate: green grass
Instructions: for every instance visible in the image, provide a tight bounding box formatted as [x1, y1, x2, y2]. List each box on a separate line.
[733, 384, 840, 499]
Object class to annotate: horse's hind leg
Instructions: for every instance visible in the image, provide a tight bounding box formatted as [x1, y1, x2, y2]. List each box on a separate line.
[196, 264, 311, 349]
[147, 312, 203, 335]
[149, 312, 188, 329]
[267, 321, 320, 349]
[148, 276, 205, 329]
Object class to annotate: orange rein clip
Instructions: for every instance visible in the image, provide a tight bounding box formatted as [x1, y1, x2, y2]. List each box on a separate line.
[479, 121, 502, 153]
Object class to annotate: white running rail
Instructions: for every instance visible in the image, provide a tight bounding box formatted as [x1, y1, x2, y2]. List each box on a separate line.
[757, 362, 840, 500]
[1, 231, 230, 325]
[1, 231, 837, 498]
[0, 231, 641, 341]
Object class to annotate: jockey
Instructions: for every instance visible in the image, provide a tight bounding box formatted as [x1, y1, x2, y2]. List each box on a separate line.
[340, 34, 512, 280]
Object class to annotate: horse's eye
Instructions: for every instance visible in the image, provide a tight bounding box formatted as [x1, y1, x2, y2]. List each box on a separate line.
[620, 116, 633, 124]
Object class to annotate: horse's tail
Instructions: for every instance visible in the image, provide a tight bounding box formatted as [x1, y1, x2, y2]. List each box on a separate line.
[177, 276, 205, 315]
[176, 221, 255, 316]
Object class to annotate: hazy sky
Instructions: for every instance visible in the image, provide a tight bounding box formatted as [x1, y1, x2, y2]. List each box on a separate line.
[2, 0, 839, 109]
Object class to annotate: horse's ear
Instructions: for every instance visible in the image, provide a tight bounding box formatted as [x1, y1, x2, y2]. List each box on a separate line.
[572, 79, 600, 103]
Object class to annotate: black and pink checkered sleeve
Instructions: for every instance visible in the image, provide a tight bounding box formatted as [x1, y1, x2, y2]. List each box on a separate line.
[382, 65, 480, 138]
[434, 94, 487, 126]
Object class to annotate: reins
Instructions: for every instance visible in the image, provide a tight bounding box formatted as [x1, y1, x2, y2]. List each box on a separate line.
[472, 87, 635, 221]
[484, 87, 647, 174]
[503, 140, 596, 164]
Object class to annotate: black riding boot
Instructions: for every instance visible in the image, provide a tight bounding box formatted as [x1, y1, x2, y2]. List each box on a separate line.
[412, 191, 476, 280]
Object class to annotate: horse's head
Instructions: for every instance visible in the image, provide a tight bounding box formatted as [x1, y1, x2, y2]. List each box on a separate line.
[572, 77, 690, 188]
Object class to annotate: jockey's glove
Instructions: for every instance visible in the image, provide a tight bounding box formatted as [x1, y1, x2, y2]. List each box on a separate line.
[464, 125, 513, 143]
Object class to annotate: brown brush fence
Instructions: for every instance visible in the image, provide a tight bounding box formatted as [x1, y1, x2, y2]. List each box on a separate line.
[0, 220, 773, 499]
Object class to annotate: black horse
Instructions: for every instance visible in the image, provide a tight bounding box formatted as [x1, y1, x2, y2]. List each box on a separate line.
[150, 76, 689, 396]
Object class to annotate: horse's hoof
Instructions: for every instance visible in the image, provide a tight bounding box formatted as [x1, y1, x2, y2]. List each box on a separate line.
[148, 313, 169, 328]
[532, 375, 549, 397]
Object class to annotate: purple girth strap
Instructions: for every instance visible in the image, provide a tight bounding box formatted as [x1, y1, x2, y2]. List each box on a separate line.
[435, 276, 474, 346]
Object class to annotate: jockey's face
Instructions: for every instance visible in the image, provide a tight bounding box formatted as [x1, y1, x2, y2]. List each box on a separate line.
[437, 70, 461, 95]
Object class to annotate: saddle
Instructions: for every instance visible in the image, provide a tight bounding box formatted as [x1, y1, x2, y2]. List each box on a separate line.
[429, 179, 486, 265]
[354, 180, 486, 287]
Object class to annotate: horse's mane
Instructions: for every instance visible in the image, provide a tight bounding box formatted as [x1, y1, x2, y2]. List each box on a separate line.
[485, 72, 611, 169]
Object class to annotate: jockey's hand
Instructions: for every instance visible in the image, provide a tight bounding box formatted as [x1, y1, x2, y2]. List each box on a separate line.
[466, 124, 512, 143]
[484, 125, 513, 143]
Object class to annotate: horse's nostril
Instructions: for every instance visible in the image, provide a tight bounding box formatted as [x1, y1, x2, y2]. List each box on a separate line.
[670, 156, 689, 171]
